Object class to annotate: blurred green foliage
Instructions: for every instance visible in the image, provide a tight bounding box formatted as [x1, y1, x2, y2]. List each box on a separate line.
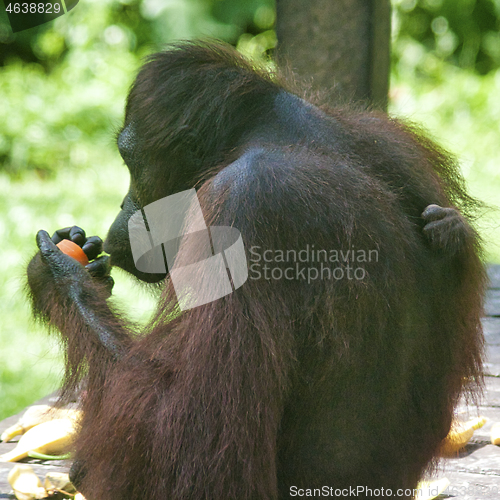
[393, 0, 500, 74]
[1, 0, 499, 177]
[0, 0, 275, 177]
[391, 0, 500, 264]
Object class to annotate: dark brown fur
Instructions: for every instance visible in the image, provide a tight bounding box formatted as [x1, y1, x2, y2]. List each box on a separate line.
[27, 42, 486, 499]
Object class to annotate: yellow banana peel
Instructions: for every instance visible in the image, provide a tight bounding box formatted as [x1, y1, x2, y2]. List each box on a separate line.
[1, 405, 81, 443]
[44, 471, 77, 495]
[7, 465, 47, 500]
[439, 416, 487, 456]
[0, 418, 78, 462]
[490, 422, 500, 445]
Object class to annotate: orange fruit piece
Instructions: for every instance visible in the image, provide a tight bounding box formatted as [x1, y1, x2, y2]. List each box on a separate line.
[56, 239, 89, 266]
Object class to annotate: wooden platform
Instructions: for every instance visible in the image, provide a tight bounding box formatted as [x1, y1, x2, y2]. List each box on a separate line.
[0, 393, 70, 499]
[1, 265, 500, 498]
[436, 265, 500, 499]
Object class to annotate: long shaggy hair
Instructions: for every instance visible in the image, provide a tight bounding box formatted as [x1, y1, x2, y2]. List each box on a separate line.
[28, 42, 486, 500]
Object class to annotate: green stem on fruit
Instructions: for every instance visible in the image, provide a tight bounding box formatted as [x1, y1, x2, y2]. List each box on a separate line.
[28, 451, 72, 460]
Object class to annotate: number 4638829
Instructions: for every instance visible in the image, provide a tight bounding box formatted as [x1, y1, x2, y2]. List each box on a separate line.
[6, 2, 62, 14]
